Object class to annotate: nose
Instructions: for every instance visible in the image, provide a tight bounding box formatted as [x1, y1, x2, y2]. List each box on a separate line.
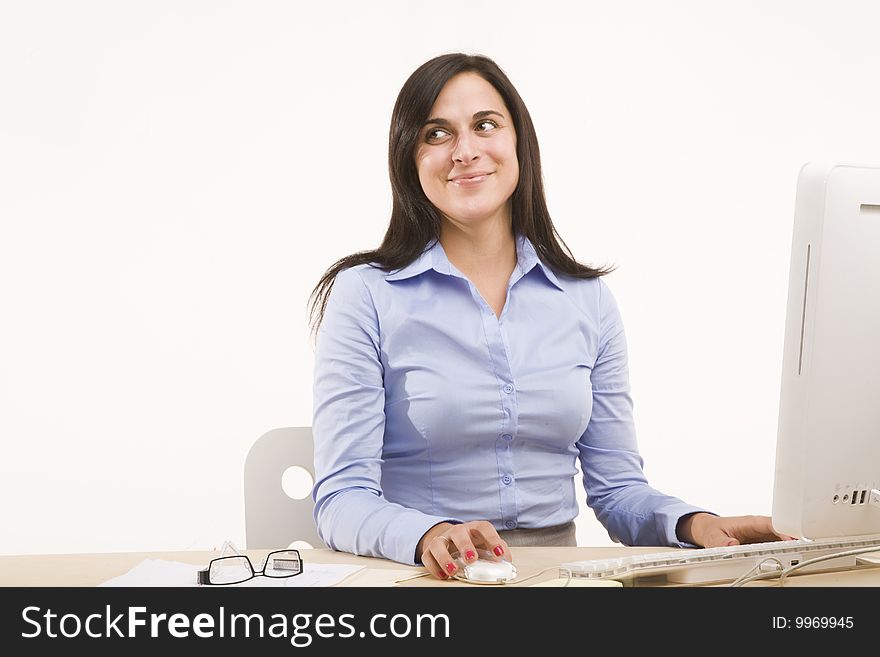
[452, 131, 480, 164]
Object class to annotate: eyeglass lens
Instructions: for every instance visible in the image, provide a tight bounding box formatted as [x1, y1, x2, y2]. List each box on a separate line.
[264, 550, 302, 577]
[208, 550, 301, 584]
[209, 556, 254, 585]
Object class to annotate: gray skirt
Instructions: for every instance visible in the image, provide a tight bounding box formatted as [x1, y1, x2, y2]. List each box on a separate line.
[497, 521, 577, 547]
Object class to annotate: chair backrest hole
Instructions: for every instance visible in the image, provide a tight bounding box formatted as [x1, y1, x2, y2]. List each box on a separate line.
[282, 465, 314, 500]
[288, 540, 314, 551]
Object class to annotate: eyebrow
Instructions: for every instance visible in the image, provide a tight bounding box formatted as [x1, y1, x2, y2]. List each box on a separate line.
[422, 110, 505, 127]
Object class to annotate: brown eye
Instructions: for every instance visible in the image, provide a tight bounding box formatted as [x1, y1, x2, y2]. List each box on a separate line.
[425, 128, 448, 142]
[476, 120, 498, 132]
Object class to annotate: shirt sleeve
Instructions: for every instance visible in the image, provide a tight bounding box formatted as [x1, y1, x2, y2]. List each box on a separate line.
[576, 278, 715, 548]
[311, 267, 461, 565]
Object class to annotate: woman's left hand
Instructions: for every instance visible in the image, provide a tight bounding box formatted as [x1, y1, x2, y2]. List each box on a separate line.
[678, 513, 797, 547]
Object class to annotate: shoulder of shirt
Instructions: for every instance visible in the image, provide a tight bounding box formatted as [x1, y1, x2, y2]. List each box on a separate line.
[336, 262, 389, 287]
[552, 270, 612, 309]
[336, 263, 390, 291]
[332, 263, 394, 306]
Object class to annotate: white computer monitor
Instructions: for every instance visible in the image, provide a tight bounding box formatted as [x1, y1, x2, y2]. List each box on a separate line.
[771, 162, 880, 540]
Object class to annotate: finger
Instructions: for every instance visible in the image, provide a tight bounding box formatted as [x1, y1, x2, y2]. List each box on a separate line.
[467, 522, 511, 561]
[772, 529, 798, 541]
[420, 551, 450, 580]
[704, 527, 737, 547]
[447, 527, 479, 564]
[423, 535, 455, 580]
[420, 551, 444, 580]
[767, 518, 798, 541]
[491, 540, 511, 560]
[727, 516, 792, 545]
[700, 523, 741, 548]
[737, 516, 786, 543]
[704, 534, 739, 547]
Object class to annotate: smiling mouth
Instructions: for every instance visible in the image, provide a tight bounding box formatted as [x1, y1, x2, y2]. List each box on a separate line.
[449, 173, 493, 186]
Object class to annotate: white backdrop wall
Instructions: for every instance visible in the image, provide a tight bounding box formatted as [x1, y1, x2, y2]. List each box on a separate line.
[2, 0, 878, 556]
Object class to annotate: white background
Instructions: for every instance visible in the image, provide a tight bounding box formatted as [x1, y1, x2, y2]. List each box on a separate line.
[2, 0, 878, 556]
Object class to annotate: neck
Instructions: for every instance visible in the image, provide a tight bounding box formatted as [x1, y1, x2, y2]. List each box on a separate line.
[439, 218, 516, 277]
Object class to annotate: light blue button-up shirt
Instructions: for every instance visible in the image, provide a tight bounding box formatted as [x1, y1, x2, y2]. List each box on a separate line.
[312, 233, 711, 565]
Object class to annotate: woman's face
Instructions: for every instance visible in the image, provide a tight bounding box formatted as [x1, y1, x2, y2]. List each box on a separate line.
[415, 72, 519, 231]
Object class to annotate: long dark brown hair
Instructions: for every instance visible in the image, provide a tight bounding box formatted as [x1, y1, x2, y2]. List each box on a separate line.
[308, 52, 614, 335]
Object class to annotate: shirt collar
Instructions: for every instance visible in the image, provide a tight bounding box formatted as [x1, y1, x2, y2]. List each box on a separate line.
[384, 233, 564, 291]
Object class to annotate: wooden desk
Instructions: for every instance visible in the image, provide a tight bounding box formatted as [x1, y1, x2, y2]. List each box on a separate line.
[3, 545, 880, 587]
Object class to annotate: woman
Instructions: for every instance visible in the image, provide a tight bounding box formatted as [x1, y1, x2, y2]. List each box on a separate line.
[308, 53, 787, 580]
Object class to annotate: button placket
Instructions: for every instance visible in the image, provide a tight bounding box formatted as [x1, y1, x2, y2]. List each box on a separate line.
[477, 290, 518, 537]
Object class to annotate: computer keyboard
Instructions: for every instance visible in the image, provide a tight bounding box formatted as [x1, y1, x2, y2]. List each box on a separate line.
[560, 535, 880, 585]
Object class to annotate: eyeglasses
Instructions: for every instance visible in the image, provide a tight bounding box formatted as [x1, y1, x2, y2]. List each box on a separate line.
[198, 547, 303, 585]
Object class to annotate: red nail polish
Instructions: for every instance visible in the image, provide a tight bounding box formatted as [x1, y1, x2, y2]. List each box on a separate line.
[445, 562, 456, 574]
[465, 550, 476, 560]
[493, 546, 504, 556]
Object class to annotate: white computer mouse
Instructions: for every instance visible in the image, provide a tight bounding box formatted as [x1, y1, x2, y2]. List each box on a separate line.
[452, 551, 517, 584]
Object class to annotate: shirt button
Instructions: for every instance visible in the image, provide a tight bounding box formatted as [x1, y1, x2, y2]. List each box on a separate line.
[502, 475, 512, 485]
[503, 384, 514, 394]
[501, 434, 513, 441]
[505, 521, 516, 529]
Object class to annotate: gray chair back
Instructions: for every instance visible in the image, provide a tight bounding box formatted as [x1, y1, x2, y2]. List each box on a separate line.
[244, 426, 324, 549]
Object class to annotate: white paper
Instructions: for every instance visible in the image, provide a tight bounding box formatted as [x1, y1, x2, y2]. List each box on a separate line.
[99, 559, 363, 587]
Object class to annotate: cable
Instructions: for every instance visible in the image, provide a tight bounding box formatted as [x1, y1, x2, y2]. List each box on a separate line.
[729, 557, 784, 587]
[777, 545, 880, 587]
[508, 566, 568, 586]
[727, 544, 880, 587]
[559, 567, 573, 587]
[393, 571, 431, 584]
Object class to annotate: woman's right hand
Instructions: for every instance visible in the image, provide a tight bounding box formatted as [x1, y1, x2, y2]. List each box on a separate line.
[417, 521, 510, 580]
